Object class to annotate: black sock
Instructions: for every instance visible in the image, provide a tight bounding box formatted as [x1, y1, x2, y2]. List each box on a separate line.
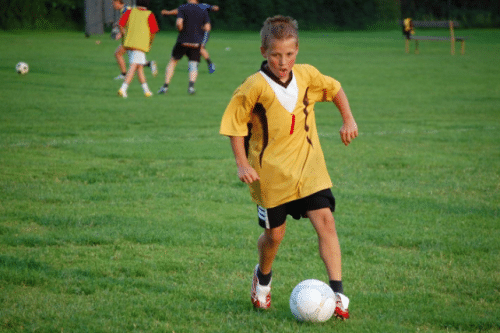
[206, 58, 212, 65]
[257, 268, 272, 286]
[145, 61, 151, 67]
[329, 280, 343, 294]
[163, 83, 169, 88]
[188, 81, 195, 88]
[121, 72, 126, 76]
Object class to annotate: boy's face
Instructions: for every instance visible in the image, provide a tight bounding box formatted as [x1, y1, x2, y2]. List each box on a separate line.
[261, 37, 298, 83]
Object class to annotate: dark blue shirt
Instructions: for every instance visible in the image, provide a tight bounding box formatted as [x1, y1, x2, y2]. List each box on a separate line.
[198, 3, 212, 12]
[176, 3, 210, 44]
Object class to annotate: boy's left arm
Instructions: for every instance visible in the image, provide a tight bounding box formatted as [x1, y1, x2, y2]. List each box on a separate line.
[333, 88, 358, 146]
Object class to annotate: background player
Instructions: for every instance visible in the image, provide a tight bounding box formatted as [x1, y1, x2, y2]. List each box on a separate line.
[158, 0, 211, 95]
[112, 0, 158, 80]
[117, 0, 159, 97]
[161, 1, 219, 74]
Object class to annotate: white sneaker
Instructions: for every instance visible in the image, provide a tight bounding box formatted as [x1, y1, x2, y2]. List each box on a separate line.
[334, 292, 350, 320]
[251, 265, 271, 309]
[117, 89, 127, 98]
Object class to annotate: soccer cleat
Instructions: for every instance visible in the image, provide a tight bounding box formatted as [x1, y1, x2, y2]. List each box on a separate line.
[150, 60, 158, 77]
[144, 91, 152, 97]
[117, 89, 127, 98]
[188, 87, 196, 95]
[251, 265, 271, 309]
[334, 293, 350, 320]
[157, 86, 168, 94]
[208, 63, 216, 74]
[114, 74, 126, 80]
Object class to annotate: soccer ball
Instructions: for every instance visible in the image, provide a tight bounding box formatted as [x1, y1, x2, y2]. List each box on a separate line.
[16, 62, 29, 75]
[290, 279, 336, 322]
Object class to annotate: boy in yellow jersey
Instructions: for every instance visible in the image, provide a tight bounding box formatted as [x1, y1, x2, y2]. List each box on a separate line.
[219, 15, 358, 319]
[117, 0, 159, 98]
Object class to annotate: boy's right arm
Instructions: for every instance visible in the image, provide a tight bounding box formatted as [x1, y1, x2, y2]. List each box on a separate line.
[229, 136, 260, 184]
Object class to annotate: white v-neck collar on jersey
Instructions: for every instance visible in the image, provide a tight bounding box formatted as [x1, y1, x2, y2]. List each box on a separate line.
[260, 70, 299, 114]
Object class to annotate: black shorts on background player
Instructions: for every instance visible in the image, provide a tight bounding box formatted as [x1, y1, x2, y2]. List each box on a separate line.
[171, 43, 201, 62]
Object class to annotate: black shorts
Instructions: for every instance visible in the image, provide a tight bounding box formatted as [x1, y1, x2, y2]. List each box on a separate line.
[257, 189, 336, 229]
[171, 42, 201, 62]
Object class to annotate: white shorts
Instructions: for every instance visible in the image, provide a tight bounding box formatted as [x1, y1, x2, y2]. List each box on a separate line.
[127, 50, 147, 65]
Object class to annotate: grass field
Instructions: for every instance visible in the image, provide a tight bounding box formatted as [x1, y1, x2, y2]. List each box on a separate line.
[1, 28, 499, 332]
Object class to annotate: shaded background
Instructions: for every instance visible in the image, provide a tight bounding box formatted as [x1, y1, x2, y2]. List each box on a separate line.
[1, 0, 500, 33]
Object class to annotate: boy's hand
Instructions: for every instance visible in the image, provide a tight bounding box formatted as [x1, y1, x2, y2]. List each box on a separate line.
[339, 120, 358, 146]
[237, 165, 260, 184]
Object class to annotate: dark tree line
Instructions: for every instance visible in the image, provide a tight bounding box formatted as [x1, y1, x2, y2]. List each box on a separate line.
[1, 0, 499, 31]
[401, 0, 500, 27]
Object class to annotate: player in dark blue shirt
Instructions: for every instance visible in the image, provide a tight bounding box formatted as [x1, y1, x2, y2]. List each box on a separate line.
[158, 0, 210, 95]
[161, 2, 219, 74]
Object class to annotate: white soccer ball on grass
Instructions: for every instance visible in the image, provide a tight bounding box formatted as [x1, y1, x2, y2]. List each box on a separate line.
[290, 279, 336, 322]
[16, 62, 29, 75]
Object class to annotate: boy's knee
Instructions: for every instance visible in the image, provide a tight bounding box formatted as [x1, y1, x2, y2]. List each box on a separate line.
[321, 214, 336, 230]
[310, 210, 337, 235]
[270, 233, 284, 244]
[265, 226, 286, 244]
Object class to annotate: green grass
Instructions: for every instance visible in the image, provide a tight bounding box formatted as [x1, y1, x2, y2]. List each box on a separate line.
[1, 29, 499, 332]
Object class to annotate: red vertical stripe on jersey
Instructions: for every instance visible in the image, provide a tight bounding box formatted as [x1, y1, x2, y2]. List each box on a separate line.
[290, 114, 295, 135]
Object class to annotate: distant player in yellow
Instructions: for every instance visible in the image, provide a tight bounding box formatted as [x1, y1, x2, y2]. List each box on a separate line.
[112, 0, 157, 80]
[219, 15, 358, 319]
[117, 0, 159, 98]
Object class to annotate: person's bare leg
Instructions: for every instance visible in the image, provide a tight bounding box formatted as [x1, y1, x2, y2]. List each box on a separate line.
[307, 208, 342, 281]
[137, 65, 146, 84]
[165, 58, 178, 84]
[115, 45, 127, 74]
[124, 63, 138, 85]
[200, 47, 209, 61]
[258, 222, 286, 275]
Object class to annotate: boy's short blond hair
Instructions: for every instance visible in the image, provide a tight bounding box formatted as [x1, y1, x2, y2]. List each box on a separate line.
[260, 15, 299, 50]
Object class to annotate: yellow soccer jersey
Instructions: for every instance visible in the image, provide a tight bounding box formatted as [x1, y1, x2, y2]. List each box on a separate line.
[220, 62, 342, 208]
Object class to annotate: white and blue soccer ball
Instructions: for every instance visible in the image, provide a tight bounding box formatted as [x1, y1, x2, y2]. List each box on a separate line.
[16, 62, 29, 75]
[290, 279, 336, 322]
